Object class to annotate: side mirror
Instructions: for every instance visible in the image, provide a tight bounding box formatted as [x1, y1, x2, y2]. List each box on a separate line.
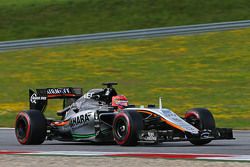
[71, 103, 79, 113]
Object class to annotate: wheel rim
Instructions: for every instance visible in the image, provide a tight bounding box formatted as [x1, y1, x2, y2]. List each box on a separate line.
[115, 118, 127, 139]
[16, 116, 28, 140]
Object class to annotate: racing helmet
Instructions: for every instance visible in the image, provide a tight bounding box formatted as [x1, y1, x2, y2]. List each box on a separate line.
[112, 95, 128, 110]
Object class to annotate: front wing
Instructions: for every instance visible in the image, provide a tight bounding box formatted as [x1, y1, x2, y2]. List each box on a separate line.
[139, 128, 234, 143]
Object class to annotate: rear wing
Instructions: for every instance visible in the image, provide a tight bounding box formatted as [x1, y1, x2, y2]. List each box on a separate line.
[29, 87, 83, 112]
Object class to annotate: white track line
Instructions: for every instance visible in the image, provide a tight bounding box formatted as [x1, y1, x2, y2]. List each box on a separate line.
[2, 151, 248, 162]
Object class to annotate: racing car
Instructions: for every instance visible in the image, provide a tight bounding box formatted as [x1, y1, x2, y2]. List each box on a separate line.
[15, 82, 234, 146]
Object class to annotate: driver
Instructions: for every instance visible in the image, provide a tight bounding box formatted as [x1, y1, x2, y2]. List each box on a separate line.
[112, 95, 128, 111]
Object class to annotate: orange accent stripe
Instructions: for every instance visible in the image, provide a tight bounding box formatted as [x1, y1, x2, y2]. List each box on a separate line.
[137, 110, 185, 132]
[160, 118, 185, 132]
[138, 110, 154, 115]
[52, 121, 69, 126]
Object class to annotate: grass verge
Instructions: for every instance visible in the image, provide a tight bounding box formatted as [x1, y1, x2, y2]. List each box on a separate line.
[0, 28, 250, 128]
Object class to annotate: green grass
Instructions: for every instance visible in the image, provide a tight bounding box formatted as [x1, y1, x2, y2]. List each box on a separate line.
[0, 0, 250, 41]
[0, 28, 250, 128]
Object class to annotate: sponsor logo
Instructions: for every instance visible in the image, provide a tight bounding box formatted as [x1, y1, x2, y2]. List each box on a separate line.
[145, 132, 157, 141]
[70, 113, 91, 128]
[171, 117, 182, 122]
[47, 88, 71, 95]
[30, 93, 47, 104]
[162, 109, 177, 117]
[141, 131, 157, 141]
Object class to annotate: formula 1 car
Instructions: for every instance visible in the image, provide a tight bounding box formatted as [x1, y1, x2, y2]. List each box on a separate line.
[15, 82, 234, 146]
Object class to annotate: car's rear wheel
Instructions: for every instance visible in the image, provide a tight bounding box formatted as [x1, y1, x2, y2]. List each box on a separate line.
[15, 110, 47, 145]
[113, 111, 143, 146]
[185, 108, 215, 145]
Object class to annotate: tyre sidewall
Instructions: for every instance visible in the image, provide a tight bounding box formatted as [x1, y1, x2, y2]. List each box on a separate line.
[113, 111, 143, 146]
[15, 112, 31, 144]
[113, 112, 131, 145]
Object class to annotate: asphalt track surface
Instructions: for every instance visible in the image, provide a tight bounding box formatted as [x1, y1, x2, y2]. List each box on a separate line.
[0, 129, 249, 155]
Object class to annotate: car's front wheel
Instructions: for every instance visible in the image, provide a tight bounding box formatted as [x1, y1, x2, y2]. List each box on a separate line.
[113, 111, 143, 146]
[185, 108, 216, 145]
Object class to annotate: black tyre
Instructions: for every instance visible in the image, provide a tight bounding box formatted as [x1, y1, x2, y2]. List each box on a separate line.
[185, 108, 215, 145]
[15, 110, 47, 145]
[113, 111, 143, 146]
